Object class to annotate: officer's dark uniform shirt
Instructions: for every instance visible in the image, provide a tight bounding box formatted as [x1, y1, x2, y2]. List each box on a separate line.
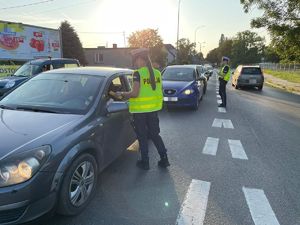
[133, 71, 141, 82]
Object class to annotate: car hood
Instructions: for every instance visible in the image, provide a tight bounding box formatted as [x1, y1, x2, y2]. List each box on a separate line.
[162, 80, 194, 93]
[0, 109, 82, 159]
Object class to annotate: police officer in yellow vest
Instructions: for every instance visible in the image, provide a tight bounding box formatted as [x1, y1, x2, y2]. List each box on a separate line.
[218, 56, 231, 108]
[116, 48, 170, 170]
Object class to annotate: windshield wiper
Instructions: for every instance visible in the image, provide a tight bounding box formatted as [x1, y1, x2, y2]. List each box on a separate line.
[15, 106, 60, 114]
[0, 105, 16, 110]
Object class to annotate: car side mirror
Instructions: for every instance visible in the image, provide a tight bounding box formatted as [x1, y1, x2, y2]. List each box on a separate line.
[106, 101, 128, 114]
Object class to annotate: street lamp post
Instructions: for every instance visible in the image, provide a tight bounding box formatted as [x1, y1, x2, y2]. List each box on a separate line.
[176, 0, 181, 63]
[194, 25, 205, 43]
[198, 41, 206, 53]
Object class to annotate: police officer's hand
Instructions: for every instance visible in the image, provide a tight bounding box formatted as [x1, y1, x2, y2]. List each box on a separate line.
[115, 92, 123, 100]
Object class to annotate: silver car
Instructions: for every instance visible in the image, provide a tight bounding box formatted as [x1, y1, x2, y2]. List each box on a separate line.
[232, 65, 264, 90]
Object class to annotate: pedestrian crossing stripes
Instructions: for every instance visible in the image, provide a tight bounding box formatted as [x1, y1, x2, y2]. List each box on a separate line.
[228, 139, 248, 160]
[202, 137, 219, 155]
[176, 180, 281, 225]
[243, 187, 280, 225]
[176, 179, 211, 225]
[218, 107, 227, 113]
[212, 118, 234, 129]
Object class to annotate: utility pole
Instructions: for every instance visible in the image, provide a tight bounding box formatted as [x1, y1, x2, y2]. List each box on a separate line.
[176, 0, 181, 63]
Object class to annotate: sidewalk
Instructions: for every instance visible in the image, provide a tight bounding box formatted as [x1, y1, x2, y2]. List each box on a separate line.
[264, 73, 300, 95]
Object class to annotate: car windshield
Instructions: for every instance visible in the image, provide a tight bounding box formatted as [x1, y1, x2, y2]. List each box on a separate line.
[163, 68, 195, 81]
[14, 64, 41, 77]
[0, 73, 103, 114]
[241, 67, 262, 75]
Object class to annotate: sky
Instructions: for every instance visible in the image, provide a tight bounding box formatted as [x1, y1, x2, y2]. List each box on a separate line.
[0, 0, 269, 56]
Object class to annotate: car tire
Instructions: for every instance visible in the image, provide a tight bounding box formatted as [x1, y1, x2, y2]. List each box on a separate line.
[57, 153, 98, 216]
[258, 85, 263, 91]
[235, 83, 239, 89]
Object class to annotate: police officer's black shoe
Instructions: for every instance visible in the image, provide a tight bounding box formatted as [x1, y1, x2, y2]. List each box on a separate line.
[158, 156, 170, 168]
[218, 104, 225, 107]
[136, 160, 150, 170]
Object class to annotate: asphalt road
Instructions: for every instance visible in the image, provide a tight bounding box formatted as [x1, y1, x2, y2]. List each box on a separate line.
[30, 71, 300, 225]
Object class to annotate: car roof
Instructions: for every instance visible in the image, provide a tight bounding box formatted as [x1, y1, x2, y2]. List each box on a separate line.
[166, 65, 197, 69]
[27, 58, 79, 65]
[43, 66, 133, 78]
[239, 65, 261, 68]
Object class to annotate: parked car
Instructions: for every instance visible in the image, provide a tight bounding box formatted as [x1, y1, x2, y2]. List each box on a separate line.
[232, 65, 264, 90]
[0, 58, 80, 96]
[162, 65, 205, 110]
[0, 67, 136, 224]
[194, 65, 208, 92]
[204, 64, 214, 80]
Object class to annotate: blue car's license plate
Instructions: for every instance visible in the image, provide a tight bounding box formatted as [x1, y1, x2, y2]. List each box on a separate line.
[164, 97, 178, 102]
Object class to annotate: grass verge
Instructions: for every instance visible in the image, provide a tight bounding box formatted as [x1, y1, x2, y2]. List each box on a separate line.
[263, 69, 300, 83]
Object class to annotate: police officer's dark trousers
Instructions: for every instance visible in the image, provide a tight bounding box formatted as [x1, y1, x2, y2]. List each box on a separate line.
[133, 111, 167, 162]
[219, 78, 227, 107]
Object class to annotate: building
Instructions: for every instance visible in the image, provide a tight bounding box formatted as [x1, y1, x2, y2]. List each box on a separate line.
[84, 44, 177, 68]
[164, 44, 176, 65]
[84, 44, 136, 68]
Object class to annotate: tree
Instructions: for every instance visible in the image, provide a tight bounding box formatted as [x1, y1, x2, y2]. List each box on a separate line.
[176, 38, 196, 64]
[206, 48, 219, 64]
[59, 21, 86, 65]
[263, 45, 280, 63]
[240, 0, 300, 62]
[219, 34, 225, 47]
[231, 30, 265, 67]
[128, 29, 167, 67]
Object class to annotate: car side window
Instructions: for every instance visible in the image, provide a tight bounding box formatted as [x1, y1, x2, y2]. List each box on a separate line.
[195, 69, 200, 80]
[105, 76, 128, 104]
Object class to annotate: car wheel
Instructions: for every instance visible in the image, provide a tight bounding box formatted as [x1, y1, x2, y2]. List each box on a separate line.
[258, 85, 263, 91]
[57, 153, 98, 216]
[235, 83, 239, 89]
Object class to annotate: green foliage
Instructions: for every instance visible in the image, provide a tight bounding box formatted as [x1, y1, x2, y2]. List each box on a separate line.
[128, 29, 167, 67]
[59, 21, 87, 65]
[264, 69, 300, 83]
[240, 0, 300, 62]
[176, 38, 197, 64]
[231, 30, 265, 66]
[206, 35, 233, 65]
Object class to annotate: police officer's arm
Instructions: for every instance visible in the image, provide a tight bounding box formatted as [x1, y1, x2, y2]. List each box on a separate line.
[118, 71, 140, 99]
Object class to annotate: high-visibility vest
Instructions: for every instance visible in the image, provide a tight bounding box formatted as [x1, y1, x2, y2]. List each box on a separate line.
[129, 67, 163, 113]
[219, 65, 231, 81]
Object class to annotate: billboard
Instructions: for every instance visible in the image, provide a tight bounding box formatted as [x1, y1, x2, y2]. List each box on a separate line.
[0, 21, 62, 60]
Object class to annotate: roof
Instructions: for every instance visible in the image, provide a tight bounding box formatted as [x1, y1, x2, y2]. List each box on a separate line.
[166, 65, 197, 69]
[45, 66, 133, 77]
[239, 65, 261, 68]
[164, 44, 176, 51]
[27, 58, 79, 64]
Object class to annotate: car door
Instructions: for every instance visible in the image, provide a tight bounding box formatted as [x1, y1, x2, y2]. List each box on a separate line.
[99, 74, 136, 167]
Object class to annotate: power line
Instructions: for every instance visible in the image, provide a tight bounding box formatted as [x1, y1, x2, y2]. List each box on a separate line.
[0, 0, 54, 10]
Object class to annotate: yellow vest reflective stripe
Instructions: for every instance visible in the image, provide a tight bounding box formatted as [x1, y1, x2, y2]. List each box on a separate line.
[219, 65, 231, 81]
[129, 67, 163, 113]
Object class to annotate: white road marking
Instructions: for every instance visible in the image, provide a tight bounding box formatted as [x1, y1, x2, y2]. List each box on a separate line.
[243, 187, 280, 225]
[212, 118, 234, 129]
[218, 107, 227, 113]
[176, 180, 211, 225]
[217, 95, 221, 99]
[217, 99, 222, 104]
[228, 139, 248, 160]
[202, 137, 219, 156]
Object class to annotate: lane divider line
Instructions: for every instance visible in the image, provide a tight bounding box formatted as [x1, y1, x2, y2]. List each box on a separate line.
[218, 107, 227, 113]
[212, 118, 234, 129]
[228, 139, 248, 160]
[217, 99, 222, 104]
[176, 180, 211, 225]
[243, 187, 280, 225]
[202, 137, 219, 156]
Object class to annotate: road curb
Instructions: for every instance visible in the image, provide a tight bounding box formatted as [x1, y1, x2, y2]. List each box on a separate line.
[265, 80, 300, 96]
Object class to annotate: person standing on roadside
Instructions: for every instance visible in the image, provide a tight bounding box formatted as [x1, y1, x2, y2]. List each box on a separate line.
[116, 48, 170, 170]
[218, 56, 231, 108]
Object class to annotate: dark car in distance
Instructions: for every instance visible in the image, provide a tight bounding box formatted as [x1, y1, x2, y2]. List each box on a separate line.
[162, 65, 205, 110]
[232, 65, 264, 90]
[0, 58, 80, 96]
[0, 67, 136, 224]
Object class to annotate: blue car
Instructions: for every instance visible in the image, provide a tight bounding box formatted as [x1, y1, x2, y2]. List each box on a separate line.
[0, 58, 80, 96]
[162, 65, 205, 110]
